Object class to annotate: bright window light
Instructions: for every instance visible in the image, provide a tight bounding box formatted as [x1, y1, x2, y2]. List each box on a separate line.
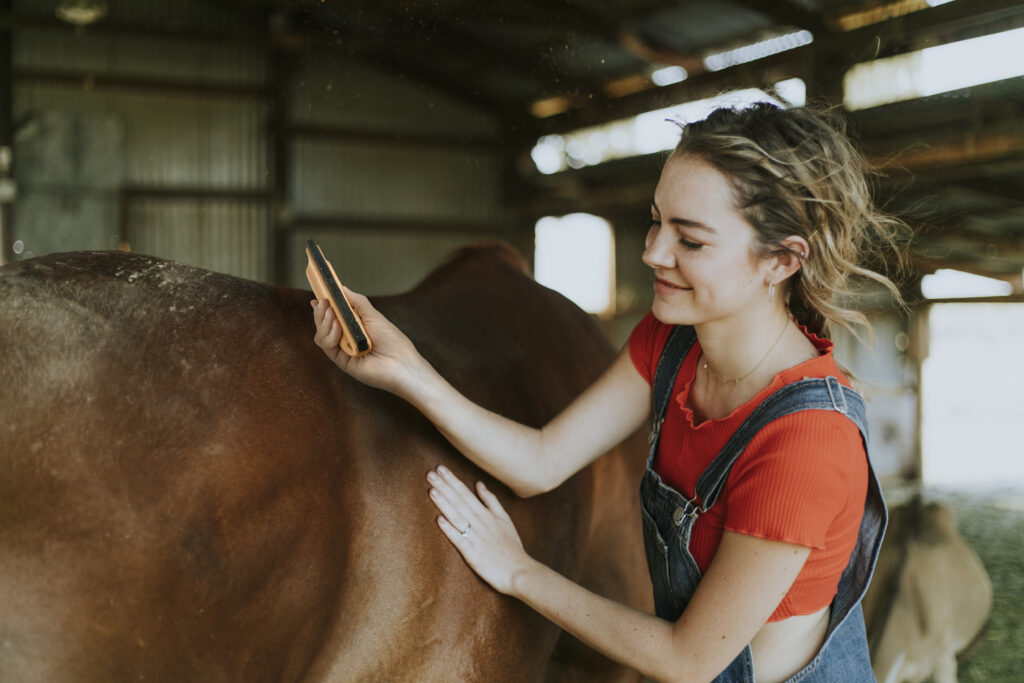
[530, 87, 792, 174]
[844, 25, 1024, 110]
[651, 65, 687, 86]
[531, 134, 565, 175]
[921, 268, 1012, 299]
[535, 214, 615, 316]
[774, 77, 807, 106]
[704, 30, 813, 72]
[922, 302, 1024, 488]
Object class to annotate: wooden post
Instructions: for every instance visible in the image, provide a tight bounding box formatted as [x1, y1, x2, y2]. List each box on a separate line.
[268, 46, 292, 286]
[0, 0, 14, 266]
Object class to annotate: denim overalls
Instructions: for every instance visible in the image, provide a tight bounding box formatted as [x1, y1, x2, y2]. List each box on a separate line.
[639, 326, 886, 682]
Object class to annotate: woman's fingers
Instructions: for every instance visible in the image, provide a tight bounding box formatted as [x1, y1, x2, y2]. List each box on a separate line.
[341, 286, 371, 315]
[427, 468, 511, 536]
[476, 481, 512, 522]
[436, 515, 469, 546]
[426, 466, 527, 596]
[311, 299, 327, 335]
[428, 479, 473, 535]
[435, 465, 490, 517]
[312, 300, 342, 351]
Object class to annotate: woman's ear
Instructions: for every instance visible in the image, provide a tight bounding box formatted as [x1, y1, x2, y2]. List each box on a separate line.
[768, 235, 810, 282]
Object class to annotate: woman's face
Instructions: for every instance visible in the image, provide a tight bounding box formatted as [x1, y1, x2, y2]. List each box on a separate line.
[643, 153, 772, 327]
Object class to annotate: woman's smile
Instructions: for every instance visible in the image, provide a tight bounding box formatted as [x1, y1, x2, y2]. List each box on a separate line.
[654, 277, 692, 296]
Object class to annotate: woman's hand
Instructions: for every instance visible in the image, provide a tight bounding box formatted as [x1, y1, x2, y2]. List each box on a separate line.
[310, 290, 424, 397]
[426, 465, 533, 596]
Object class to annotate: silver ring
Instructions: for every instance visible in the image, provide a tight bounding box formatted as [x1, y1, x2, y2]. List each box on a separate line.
[459, 523, 472, 537]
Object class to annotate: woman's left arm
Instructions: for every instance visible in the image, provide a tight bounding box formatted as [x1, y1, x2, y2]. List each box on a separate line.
[427, 466, 810, 683]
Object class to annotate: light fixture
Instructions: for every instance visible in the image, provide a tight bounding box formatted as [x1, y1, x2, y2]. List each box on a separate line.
[704, 30, 814, 72]
[651, 65, 687, 87]
[56, 0, 108, 27]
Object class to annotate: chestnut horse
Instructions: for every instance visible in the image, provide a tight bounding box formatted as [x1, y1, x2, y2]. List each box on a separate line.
[0, 245, 650, 682]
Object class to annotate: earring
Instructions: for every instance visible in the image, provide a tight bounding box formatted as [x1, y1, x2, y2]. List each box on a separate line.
[768, 282, 776, 303]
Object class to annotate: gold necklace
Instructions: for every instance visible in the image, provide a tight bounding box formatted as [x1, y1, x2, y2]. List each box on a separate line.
[702, 319, 790, 385]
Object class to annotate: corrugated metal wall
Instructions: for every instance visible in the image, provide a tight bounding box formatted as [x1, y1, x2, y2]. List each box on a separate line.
[290, 140, 497, 222]
[282, 54, 503, 293]
[294, 58, 496, 137]
[12, 0, 270, 280]
[298, 229, 489, 296]
[9, 0, 504, 291]
[126, 199, 268, 279]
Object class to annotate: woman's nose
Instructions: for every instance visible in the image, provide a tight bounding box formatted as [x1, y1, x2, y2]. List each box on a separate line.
[642, 226, 675, 269]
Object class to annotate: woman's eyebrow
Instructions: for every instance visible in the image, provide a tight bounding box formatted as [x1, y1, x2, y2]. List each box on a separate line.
[650, 202, 715, 232]
[670, 217, 714, 232]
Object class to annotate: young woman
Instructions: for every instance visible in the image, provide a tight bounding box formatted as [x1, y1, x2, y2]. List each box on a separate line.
[311, 102, 907, 683]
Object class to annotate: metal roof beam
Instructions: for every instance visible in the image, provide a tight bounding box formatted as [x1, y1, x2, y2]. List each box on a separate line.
[838, 0, 1024, 63]
[864, 125, 1024, 174]
[515, 46, 808, 142]
[726, 0, 829, 35]
[0, 8, 266, 44]
[326, 3, 597, 101]
[946, 178, 1024, 208]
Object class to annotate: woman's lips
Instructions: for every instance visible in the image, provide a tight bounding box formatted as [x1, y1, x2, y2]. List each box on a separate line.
[654, 278, 691, 295]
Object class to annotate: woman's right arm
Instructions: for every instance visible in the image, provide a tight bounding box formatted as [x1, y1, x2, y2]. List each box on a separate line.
[312, 294, 651, 497]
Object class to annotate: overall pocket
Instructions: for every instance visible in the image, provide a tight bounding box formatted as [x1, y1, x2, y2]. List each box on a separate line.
[640, 504, 679, 620]
[666, 519, 704, 617]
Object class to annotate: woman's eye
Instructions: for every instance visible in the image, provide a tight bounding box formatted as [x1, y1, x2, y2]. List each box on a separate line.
[679, 238, 703, 250]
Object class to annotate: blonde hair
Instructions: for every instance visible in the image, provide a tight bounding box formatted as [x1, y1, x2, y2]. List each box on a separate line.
[672, 102, 910, 340]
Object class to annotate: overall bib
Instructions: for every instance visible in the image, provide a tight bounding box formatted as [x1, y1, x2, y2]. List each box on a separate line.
[639, 326, 886, 682]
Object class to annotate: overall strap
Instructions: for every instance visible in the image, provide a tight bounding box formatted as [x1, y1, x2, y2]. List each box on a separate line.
[694, 376, 869, 511]
[648, 326, 697, 459]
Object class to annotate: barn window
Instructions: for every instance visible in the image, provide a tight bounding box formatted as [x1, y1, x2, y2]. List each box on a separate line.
[921, 302, 1024, 488]
[921, 268, 1022, 488]
[534, 214, 615, 317]
[844, 25, 1024, 110]
[921, 269, 1013, 299]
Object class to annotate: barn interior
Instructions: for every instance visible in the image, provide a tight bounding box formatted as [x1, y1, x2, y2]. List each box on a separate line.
[1, 0, 1022, 680]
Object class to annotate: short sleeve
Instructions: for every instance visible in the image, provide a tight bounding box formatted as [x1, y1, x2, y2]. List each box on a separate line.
[722, 411, 866, 550]
[627, 312, 672, 385]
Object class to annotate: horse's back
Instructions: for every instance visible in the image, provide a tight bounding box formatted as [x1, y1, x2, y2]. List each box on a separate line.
[0, 248, 649, 681]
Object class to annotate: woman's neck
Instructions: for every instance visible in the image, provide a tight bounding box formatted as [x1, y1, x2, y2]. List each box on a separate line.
[695, 307, 794, 384]
[689, 308, 819, 423]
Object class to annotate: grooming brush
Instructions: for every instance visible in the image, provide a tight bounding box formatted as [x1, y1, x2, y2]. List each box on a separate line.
[305, 239, 372, 357]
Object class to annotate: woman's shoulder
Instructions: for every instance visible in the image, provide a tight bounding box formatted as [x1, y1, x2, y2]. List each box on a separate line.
[727, 407, 867, 523]
[773, 323, 854, 389]
[734, 330, 867, 482]
[748, 407, 865, 456]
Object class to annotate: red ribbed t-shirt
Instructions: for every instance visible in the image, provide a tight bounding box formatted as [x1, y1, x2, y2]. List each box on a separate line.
[628, 313, 867, 621]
